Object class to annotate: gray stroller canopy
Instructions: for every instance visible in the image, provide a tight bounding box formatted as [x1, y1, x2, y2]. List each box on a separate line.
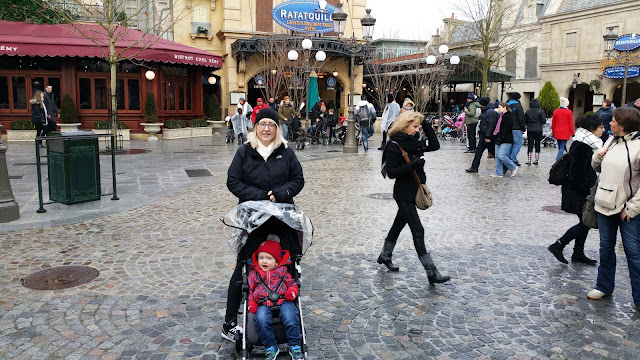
[222, 200, 313, 254]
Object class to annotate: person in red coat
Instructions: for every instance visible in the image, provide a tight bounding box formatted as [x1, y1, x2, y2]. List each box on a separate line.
[551, 97, 575, 160]
[251, 98, 269, 125]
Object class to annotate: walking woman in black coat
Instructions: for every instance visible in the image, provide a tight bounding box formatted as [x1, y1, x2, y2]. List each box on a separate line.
[30, 90, 47, 147]
[548, 114, 604, 264]
[221, 108, 305, 341]
[378, 111, 450, 285]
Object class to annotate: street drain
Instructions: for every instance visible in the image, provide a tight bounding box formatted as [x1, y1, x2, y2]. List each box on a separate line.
[21, 266, 99, 290]
[542, 205, 569, 214]
[367, 193, 394, 200]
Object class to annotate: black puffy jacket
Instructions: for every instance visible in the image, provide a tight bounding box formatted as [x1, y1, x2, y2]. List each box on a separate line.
[525, 99, 547, 133]
[561, 141, 597, 215]
[227, 143, 304, 204]
[479, 103, 498, 140]
[494, 112, 514, 145]
[382, 126, 439, 203]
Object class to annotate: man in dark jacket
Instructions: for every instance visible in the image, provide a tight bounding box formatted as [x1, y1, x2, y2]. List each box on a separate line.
[466, 97, 496, 173]
[43, 84, 59, 132]
[507, 92, 525, 166]
[268, 97, 279, 112]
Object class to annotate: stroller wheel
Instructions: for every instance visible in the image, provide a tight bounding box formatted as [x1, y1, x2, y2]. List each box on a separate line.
[235, 331, 242, 353]
[444, 133, 452, 141]
[323, 137, 329, 146]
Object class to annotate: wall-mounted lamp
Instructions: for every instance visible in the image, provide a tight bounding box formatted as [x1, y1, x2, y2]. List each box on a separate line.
[333, 70, 339, 77]
[572, 72, 581, 89]
[507, 83, 513, 91]
[208, 76, 217, 85]
[271, 69, 277, 75]
[145, 70, 155, 80]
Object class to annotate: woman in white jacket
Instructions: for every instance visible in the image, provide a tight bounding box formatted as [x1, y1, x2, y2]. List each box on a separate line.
[378, 94, 400, 150]
[587, 107, 640, 310]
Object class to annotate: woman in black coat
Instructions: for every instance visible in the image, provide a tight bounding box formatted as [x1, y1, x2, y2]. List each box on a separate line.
[524, 98, 547, 165]
[548, 115, 604, 265]
[30, 90, 47, 147]
[221, 108, 304, 341]
[379, 111, 450, 285]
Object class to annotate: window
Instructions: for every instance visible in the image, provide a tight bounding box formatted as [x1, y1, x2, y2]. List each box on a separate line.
[163, 79, 192, 112]
[565, 32, 577, 59]
[0, 77, 8, 109]
[116, 78, 140, 111]
[95, 79, 108, 109]
[79, 78, 93, 110]
[79, 77, 109, 110]
[525, 47, 537, 79]
[12, 76, 27, 109]
[506, 50, 517, 76]
[124, 0, 138, 24]
[256, 0, 273, 32]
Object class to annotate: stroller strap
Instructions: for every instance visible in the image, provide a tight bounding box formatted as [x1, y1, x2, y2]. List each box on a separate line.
[256, 273, 286, 305]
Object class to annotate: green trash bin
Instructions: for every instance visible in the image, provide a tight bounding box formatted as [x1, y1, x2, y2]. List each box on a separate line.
[47, 132, 101, 205]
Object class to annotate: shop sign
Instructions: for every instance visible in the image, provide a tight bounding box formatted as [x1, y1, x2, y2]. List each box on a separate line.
[272, 0, 337, 34]
[255, 75, 265, 88]
[614, 34, 640, 51]
[604, 66, 640, 79]
[327, 77, 336, 90]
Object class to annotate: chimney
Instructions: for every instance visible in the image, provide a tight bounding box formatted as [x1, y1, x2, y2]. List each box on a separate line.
[451, 13, 455, 19]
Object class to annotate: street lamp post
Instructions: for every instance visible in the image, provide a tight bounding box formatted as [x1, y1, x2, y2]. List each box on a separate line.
[288, 39, 326, 120]
[603, 27, 633, 106]
[426, 45, 460, 135]
[0, 124, 20, 223]
[331, 4, 376, 154]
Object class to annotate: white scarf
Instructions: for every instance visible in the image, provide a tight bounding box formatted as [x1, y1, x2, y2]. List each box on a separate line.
[574, 127, 603, 151]
[257, 141, 276, 161]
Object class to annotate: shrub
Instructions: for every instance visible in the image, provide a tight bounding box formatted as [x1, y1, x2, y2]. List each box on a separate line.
[164, 119, 185, 129]
[538, 81, 560, 117]
[144, 92, 158, 123]
[93, 120, 126, 129]
[204, 94, 221, 122]
[188, 119, 208, 127]
[10, 120, 35, 130]
[59, 94, 79, 123]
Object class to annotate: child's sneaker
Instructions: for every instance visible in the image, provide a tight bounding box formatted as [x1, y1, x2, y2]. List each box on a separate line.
[289, 345, 304, 360]
[221, 321, 241, 342]
[265, 346, 280, 360]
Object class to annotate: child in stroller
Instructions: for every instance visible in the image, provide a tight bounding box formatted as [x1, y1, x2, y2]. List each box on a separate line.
[307, 117, 329, 145]
[248, 238, 303, 360]
[287, 113, 306, 150]
[225, 115, 235, 144]
[222, 201, 313, 360]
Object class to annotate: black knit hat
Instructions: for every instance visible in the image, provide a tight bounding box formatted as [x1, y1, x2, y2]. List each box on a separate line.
[510, 92, 521, 100]
[254, 108, 278, 125]
[478, 97, 491, 106]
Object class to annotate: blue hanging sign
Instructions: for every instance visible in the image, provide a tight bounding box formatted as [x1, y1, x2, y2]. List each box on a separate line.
[272, 0, 337, 34]
[604, 66, 640, 79]
[614, 34, 640, 51]
[326, 77, 337, 89]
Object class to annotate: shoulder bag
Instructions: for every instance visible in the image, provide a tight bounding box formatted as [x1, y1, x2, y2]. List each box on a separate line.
[582, 184, 598, 229]
[395, 143, 433, 210]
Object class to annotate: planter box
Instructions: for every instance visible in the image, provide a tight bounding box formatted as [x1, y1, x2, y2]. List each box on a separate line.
[162, 127, 192, 139]
[7, 130, 37, 142]
[92, 129, 131, 141]
[189, 127, 212, 137]
[59, 123, 81, 132]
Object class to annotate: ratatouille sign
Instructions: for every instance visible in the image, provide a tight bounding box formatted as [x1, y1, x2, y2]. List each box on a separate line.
[272, 0, 337, 34]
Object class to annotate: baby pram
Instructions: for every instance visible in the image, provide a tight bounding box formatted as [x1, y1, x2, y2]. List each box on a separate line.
[286, 116, 306, 150]
[542, 119, 557, 147]
[307, 118, 329, 145]
[440, 113, 465, 141]
[222, 201, 313, 360]
[225, 116, 235, 144]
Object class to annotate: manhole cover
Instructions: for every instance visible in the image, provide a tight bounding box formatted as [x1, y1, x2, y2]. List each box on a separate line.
[185, 169, 212, 177]
[21, 266, 99, 290]
[542, 205, 569, 214]
[367, 193, 394, 200]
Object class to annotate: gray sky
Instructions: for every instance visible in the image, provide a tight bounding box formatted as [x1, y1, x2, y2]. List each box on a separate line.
[366, 0, 461, 40]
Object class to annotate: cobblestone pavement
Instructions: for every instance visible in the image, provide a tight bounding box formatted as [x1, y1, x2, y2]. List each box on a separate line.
[2, 135, 640, 359]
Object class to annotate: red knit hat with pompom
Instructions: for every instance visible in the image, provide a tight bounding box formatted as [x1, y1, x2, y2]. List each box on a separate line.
[254, 240, 282, 263]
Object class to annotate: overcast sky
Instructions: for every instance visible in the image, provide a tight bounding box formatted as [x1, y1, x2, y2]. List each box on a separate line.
[366, 0, 462, 40]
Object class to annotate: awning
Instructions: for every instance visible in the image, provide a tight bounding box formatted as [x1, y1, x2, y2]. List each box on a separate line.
[0, 21, 222, 68]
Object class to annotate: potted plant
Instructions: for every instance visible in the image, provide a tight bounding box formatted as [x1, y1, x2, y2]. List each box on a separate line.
[162, 119, 190, 139]
[204, 94, 224, 135]
[7, 120, 36, 142]
[188, 119, 212, 137]
[92, 120, 130, 140]
[59, 94, 81, 131]
[196, 26, 208, 35]
[141, 92, 163, 141]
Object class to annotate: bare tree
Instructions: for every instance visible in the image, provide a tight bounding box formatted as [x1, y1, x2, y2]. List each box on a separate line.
[55, 0, 190, 147]
[246, 36, 290, 101]
[454, 0, 530, 96]
[405, 53, 454, 114]
[364, 61, 404, 112]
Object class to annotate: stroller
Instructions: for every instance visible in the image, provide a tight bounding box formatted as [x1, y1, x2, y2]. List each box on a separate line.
[335, 117, 361, 145]
[287, 116, 306, 150]
[225, 116, 235, 144]
[307, 118, 329, 145]
[541, 119, 557, 147]
[222, 201, 313, 360]
[440, 113, 465, 141]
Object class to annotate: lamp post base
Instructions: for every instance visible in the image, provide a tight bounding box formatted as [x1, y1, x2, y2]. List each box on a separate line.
[0, 134, 20, 223]
[342, 108, 359, 154]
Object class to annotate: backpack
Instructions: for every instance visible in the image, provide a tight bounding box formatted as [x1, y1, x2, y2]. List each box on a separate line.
[548, 153, 570, 185]
[358, 104, 374, 125]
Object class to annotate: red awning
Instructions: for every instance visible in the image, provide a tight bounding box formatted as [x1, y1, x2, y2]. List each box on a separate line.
[0, 21, 222, 68]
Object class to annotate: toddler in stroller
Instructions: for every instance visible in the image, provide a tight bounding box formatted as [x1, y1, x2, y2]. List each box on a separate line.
[225, 115, 235, 144]
[222, 201, 313, 360]
[287, 113, 306, 150]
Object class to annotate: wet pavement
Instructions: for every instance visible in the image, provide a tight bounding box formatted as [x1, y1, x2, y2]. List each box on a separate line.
[1, 134, 639, 359]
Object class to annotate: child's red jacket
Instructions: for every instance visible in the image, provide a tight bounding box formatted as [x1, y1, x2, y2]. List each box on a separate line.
[247, 250, 298, 313]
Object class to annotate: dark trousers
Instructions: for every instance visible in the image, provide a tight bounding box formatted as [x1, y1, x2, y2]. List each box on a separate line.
[381, 131, 387, 146]
[224, 252, 244, 324]
[527, 131, 542, 153]
[385, 200, 427, 256]
[558, 214, 589, 252]
[35, 122, 48, 145]
[470, 138, 495, 170]
[467, 123, 477, 150]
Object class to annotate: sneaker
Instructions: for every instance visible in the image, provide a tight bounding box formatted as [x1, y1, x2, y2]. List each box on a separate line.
[587, 289, 610, 300]
[289, 345, 304, 360]
[221, 322, 240, 342]
[489, 174, 503, 178]
[464, 149, 475, 153]
[510, 167, 518, 177]
[265, 346, 280, 360]
[465, 168, 478, 173]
